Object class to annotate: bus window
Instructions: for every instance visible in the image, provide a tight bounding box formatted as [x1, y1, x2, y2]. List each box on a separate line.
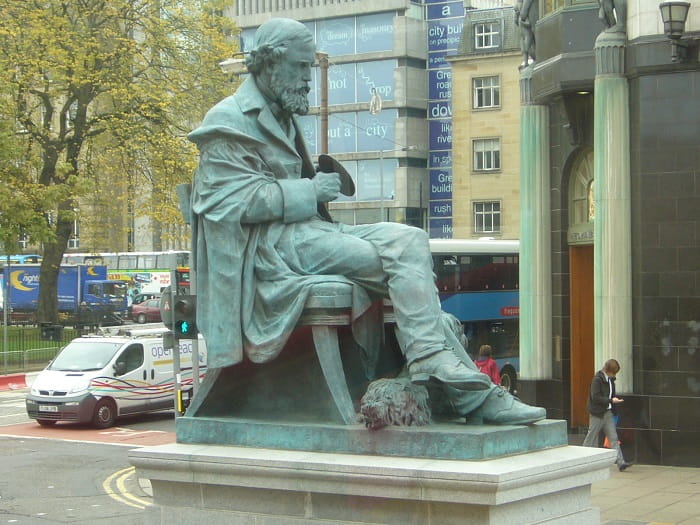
[434, 256, 460, 292]
[175, 252, 189, 267]
[458, 255, 519, 291]
[140, 255, 157, 269]
[1, 254, 43, 265]
[118, 254, 137, 270]
[101, 255, 118, 267]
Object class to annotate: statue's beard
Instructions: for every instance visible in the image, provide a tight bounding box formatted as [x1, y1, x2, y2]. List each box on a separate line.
[271, 75, 310, 116]
[278, 86, 310, 115]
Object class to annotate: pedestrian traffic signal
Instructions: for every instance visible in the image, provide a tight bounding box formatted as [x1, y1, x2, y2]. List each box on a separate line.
[173, 294, 197, 337]
[159, 286, 173, 328]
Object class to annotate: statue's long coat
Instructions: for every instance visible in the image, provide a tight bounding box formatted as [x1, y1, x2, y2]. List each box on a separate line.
[188, 77, 375, 369]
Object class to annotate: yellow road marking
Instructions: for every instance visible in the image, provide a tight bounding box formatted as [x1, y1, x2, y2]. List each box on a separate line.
[102, 466, 151, 509]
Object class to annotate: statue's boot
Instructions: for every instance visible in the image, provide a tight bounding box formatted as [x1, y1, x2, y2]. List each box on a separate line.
[468, 388, 546, 425]
[409, 352, 491, 390]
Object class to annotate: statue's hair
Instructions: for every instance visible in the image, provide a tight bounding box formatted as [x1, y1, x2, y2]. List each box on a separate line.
[245, 45, 287, 75]
[360, 378, 431, 430]
[245, 18, 313, 75]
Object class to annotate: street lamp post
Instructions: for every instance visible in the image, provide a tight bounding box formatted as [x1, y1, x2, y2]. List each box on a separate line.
[317, 52, 329, 154]
[3, 254, 9, 373]
[379, 148, 385, 221]
[369, 89, 386, 222]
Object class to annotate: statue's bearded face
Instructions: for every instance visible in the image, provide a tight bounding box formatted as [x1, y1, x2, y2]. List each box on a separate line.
[269, 39, 315, 116]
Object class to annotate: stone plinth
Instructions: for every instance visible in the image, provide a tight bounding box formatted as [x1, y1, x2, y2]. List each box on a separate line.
[130, 443, 616, 524]
[176, 417, 567, 461]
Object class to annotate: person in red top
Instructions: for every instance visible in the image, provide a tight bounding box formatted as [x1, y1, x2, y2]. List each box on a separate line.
[475, 345, 501, 386]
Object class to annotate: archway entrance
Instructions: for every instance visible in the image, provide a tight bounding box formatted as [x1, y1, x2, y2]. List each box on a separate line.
[567, 148, 594, 428]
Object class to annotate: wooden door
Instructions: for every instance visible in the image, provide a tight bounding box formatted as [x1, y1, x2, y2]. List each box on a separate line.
[569, 244, 594, 428]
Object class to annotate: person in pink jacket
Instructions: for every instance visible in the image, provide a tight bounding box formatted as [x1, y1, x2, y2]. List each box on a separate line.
[475, 345, 501, 386]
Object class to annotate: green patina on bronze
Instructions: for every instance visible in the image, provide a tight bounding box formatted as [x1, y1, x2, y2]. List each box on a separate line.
[180, 18, 554, 454]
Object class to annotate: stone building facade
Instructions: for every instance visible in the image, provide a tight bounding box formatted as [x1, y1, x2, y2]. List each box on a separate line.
[516, 0, 700, 466]
[449, 5, 522, 239]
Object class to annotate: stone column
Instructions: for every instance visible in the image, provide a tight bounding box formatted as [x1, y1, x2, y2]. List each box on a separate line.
[593, 32, 632, 392]
[519, 67, 552, 379]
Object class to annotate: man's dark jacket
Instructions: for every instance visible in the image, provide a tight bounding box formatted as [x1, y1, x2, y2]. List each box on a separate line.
[586, 370, 615, 416]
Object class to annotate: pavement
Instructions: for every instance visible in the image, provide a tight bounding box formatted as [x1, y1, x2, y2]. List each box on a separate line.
[2, 373, 699, 524]
[595, 464, 700, 525]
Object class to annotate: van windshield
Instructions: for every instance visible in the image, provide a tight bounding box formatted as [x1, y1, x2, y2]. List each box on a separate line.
[48, 341, 123, 372]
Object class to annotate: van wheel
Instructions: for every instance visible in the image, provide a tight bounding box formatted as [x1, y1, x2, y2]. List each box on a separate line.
[37, 419, 57, 427]
[136, 313, 147, 324]
[500, 366, 517, 395]
[93, 399, 117, 429]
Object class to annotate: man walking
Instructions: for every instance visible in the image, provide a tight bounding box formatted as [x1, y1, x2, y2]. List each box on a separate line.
[582, 359, 632, 471]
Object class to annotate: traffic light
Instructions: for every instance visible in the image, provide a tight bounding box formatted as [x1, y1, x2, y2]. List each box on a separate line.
[159, 286, 173, 328]
[173, 294, 197, 337]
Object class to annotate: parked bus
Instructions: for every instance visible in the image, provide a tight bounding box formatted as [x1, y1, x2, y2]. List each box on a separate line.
[429, 238, 520, 392]
[0, 254, 43, 265]
[61, 251, 190, 303]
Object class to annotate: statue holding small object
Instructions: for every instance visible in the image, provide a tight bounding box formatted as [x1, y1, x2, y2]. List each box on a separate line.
[188, 18, 546, 426]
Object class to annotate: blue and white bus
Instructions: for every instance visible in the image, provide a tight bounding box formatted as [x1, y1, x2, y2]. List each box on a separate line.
[429, 238, 520, 392]
[61, 251, 190, 301]
[0, 254, 43, 265]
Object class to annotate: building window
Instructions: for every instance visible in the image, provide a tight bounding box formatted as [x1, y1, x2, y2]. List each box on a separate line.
[473, 76, 500, 109]
[542, 0, 567, 18]
[474, 22, 500, 50]
[474, 201, 501, 233]
[18, 233, 29, 250]
[473, 138, 501, 171]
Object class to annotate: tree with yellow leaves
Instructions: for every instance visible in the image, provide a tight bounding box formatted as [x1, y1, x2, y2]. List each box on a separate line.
[0, 0, 238, 323]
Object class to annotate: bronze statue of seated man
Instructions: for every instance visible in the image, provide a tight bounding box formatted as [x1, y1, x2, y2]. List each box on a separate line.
[188, 17, 545, 426]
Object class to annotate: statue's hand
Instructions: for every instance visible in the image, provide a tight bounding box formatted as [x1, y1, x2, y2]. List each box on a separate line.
[313, 172, 341, 202]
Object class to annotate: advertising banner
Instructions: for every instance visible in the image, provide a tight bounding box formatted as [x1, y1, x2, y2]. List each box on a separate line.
[356, 12, 394, 53]
[429, 218, 454, 238]
[428, 51, 450, 70]
[430, 169, 452, 200]
[317, 17, 355, 55]
[429, 150, 452, 168]
[427, 1, 465, 239]
[430, 200, 453, 218]
[357, 109, 397, 152]
[328, 112, 357, 154]
[429, 101, 452, 120]
[427, 18, 463, 52]
[427, 2, 465, 20]
[356, 60, 395, 102]
[429, 119, 452, 151]
[428, 69, 452, 101]
[327, 63, 355, 105]
[357, 158, 397, 201]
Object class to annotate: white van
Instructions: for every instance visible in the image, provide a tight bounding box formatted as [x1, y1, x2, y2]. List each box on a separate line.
[25, 330, 206, 428]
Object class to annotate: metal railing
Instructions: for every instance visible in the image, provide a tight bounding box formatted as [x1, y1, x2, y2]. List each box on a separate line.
[1, 327, 81, 375]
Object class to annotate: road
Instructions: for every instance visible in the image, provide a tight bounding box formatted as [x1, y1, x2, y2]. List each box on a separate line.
[0, 387, 176, 524]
